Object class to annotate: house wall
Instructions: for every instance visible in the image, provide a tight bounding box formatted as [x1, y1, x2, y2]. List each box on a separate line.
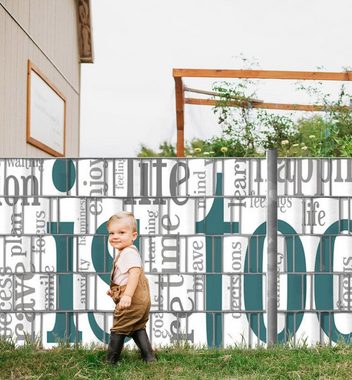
[0, 0, 80, 157]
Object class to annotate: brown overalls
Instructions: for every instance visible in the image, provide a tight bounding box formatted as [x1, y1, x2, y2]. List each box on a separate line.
[110, 249, 151, 336]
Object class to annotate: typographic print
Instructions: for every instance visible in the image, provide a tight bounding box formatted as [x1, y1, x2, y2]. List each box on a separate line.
[1, 158, 352, 347]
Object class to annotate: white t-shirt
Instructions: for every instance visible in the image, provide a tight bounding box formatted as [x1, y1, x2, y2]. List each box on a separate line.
[112, 245, 142, 285]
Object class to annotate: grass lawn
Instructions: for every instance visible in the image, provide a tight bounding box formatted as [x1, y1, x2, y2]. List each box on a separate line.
[1, 340, 352, 379]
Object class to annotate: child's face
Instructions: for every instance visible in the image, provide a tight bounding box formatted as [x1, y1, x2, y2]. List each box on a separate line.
[108, 219, 137, 251]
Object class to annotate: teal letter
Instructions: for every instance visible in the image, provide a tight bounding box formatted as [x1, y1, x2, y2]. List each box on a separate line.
[47, 222, 82, 343]
[314, 219, 352, 343]
[196, 173, 238, 347]
[244, 221, 306, 343]
[88, 221, 140, 342]
[52, 159, 76, 192]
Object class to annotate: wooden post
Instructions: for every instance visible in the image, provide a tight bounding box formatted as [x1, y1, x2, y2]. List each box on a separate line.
[174, 77, 185, 157]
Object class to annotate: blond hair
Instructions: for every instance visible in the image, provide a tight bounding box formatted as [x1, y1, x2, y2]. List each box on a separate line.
[107, 211, 137, 232]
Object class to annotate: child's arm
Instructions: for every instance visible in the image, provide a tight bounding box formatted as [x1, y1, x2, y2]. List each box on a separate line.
[119, 267, 141, 309]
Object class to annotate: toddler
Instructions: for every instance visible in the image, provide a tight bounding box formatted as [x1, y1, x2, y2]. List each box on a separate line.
[106, 211, 155, 363]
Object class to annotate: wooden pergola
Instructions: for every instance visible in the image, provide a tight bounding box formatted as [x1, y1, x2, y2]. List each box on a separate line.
[173, 69, 352, 157]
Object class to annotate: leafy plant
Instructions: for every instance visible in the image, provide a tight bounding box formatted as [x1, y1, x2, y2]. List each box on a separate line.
[212, 80, 258, 156]
[257, 111, 296, 152]
[138, 142, 176, 157]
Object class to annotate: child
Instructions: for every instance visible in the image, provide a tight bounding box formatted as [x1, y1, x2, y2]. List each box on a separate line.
[106, 211, 155, 364]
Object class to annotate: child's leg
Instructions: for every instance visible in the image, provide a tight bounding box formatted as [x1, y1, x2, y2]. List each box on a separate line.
[131, 329, 156, 362]
[106, 332, 126, 364]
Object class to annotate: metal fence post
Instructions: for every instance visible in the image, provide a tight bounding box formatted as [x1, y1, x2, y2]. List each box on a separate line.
[267, 149, 278, 345]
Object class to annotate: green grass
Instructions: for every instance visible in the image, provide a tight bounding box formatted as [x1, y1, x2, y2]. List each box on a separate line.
[1, 340, 352, 379]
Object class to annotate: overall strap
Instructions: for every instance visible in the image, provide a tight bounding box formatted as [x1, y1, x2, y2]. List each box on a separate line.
[110, 250, 122, 281]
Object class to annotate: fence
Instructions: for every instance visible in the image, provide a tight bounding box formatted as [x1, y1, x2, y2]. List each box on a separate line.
[0, 157, 352, 348]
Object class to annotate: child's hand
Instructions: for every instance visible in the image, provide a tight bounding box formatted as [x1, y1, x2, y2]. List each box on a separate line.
[118, 295, 132, 309]
[106, 289, 112, 297]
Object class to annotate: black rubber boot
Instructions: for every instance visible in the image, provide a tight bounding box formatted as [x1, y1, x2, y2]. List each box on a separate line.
[131, 329, 156, 362]
[106, 333, 126, 364]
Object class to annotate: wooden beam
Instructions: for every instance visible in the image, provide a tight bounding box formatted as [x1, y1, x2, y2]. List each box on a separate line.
[175, 77, 185, 157]
[184, 86, 263, 103]
[174, 69, 352, 81]
[185, 98, 352, 112]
